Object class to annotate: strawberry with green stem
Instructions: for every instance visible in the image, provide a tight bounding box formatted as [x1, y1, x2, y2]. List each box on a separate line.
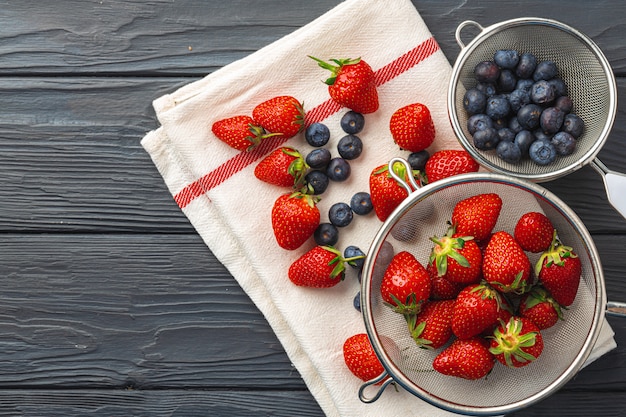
[407, 299, 454, 349]
[254, 147, 308, 188]
[536, 231, 581, 306]
[451, 282, 503, 339]
[482, 231, 532, 294]
[380, 251, 431, 315]
[309, 56, 379, 114]
[519, 286, 563, 330]
[429, 226, 483, 285]
[271, 192, 320, 250]
[490, 316, 544, 368]
[211, 115, 279, 151]
[288, 245, 364, 288]
[252, 95, 305, 139]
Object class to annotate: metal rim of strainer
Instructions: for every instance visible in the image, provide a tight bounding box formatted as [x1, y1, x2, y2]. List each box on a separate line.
[359, 166, 606, 416]
[447, 17, 618, 182]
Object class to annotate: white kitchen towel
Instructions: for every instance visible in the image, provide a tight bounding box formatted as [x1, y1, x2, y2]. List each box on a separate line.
[141, 0, 617, 416]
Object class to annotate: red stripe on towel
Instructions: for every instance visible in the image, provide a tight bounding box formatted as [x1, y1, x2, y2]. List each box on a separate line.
[174, 36, 440, 209]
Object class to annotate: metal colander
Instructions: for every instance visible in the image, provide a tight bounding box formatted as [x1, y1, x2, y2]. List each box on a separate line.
[447, 17, 617, 183]
[359, 158, 606, 416]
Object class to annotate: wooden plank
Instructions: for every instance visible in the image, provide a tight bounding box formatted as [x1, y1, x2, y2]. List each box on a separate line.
[0, 389, 325, 417]
[0, 77, 625, 233]
[0, 1, 623, 76]
[0, 233, 623, 390]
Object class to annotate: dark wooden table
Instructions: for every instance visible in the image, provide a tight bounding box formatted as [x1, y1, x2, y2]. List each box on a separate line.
[0, 1, 624, 416]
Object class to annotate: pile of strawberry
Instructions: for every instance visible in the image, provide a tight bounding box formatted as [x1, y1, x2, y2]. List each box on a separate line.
[209, 55, 485, 384]
[379, 193, 582, 380]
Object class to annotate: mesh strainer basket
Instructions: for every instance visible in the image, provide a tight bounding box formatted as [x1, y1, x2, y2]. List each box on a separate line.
[447, 18, 625, 218]
[359, 158, 606, 416]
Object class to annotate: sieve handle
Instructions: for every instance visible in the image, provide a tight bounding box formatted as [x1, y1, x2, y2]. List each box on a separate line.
[388, 157, 421, 194]
[607, 301, 626, 318]
[358, 371, 394, 403]
[455, 20, 485, 49]
[589, 158, 626, 220]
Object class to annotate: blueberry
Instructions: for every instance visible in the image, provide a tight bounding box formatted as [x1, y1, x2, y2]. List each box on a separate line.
[314, 222, 339, 246]
[508, 116, 524, 133]
[516, 78, 535, 93]
[463, 88, 487, 115]
[305, 148, 331, 169]
[340, 111, 365, 134]
[497, 69, 518, 93]
[353, 292, 361, 312]
[533, 129, 554, 142]
[344, 245, 366, 269]
[562, 113, 585, 138]
[548, 78, 567, 97]
[494, 49, 520, 69]
[485, 95, 511, 120]
[304, 122, 331, 147]
[476, 82, 498, 97]
[473, 127, 500, 150]
[515, 53, 538, 79]
[533, 60, 558, 81]
[517, 104, 543, 130]
[329, 202, 353, 227]
[304, 170, 330, 195]
[350, 191, 374, 215]
[498, 127, 516, 143]
[531, 80, 556, 105]
[529, 140, 557, 165]
[467, 114, 493, 135]
[551, 131, 577, 156]
[474, 61, 501, 83]
[555, 96, 574, 114]
[326, 157, 351, 182]
[508, 88, 531, 112]
[337, 134, 363, 160]
[496, 140, 522, 163]
[514, 130, 536, 156]
[407, 150, 430, 171]
[539, 107, 565, 134]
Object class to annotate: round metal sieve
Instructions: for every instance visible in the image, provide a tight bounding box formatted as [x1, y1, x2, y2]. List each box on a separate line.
[447, 18, 625, 218]
[358, 158, 608, 416]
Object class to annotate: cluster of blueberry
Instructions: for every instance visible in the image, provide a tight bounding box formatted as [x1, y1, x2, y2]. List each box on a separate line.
[304, 111, 369, 300]
[463, 49, 585, 165]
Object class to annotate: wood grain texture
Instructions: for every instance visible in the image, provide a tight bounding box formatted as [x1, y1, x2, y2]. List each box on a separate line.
[0, 0, 624, 416]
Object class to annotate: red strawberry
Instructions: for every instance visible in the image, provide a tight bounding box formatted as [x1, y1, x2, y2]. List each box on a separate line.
[427, 262, 465, 300]
[424, 149, 479, 184]
[380, 251, 431, 315]
[343, 333, 385, 382]
[407, 299, 455, 349]
[451, 282, 502, 339]
[309, 56, 379, 114]
[288, 245, 347, 288]
[433, 337, 495, 380]
[519, 286, 563, 330]
[369, 161, 417, 222]
[252, 95, 305, 139]
[389, 103, 436, 152]
[490, 317, 544, 368]
[483, 231, 532, 294]
[211, 115, 275, 151]
[536, 233, 581, 306]
[514, 211, 555, 253]
[271, 192, 320, 250]
[429, 228, 482, 284]
[254, 147, 307, 188]
[451, 193, 502, 242]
